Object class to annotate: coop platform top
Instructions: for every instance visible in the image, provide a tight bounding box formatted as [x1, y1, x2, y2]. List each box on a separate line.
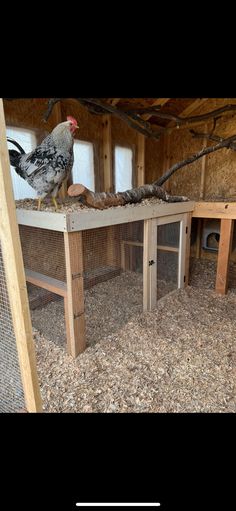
[193, 201, 236, 219]
[16, 198, 195, 232]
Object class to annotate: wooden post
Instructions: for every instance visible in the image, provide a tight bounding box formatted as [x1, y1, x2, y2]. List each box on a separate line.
[162, 133, 171, 193]
[215, 219, 234, 294]
[102, 115, 112, 193]
[143, 219, 157, 311]
[0, 98, 42, 412]
[200, 126, 208, 200]
[102, 116, 113, 268]
[64, 232, 86, 357]
[178, 212, 192, 288]
[137, 133, 145, 186]
[52, 103, 68, 199]
[195, 218, 203, 259]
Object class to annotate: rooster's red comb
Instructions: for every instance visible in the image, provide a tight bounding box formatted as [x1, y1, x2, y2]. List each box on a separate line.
[67, 116, 78, 125]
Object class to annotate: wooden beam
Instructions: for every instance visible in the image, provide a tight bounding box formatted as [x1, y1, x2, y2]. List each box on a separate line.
[110, 99, 121, 106]
[199, 125, 208, 200]
[16, 201, 195, 232]
[193, 202, 236, 219]
[162, 132, 171, 192]
[179, 212, 192, 287]
[143, 219, 157, 311]
[215, 219, 234, 294]
[0, 98, 42, 413]
[102, 115, 112, 192]
[25, 269, 67, 297]
[121, 239, 179, 252]
[137, 133, 145, 186]
[64, 231, 86, 357]
[195, 218, 203, 259]
[52, 103, 68, 200]
[142, 98, 170, 120]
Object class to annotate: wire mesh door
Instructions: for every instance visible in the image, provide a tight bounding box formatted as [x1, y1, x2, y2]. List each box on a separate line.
[143, 213, 190, 311]
[157, 221, 180, 299]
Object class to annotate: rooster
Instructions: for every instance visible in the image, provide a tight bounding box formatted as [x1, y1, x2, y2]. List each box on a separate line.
[7, 116, 79, 210]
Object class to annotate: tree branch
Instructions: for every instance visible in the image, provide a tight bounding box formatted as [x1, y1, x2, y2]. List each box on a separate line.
[73, 98, 162, 139]
[154, 134, 236, 187]
[190, 129, 236, 151]
[67, 183, 188, 209]
[43, 98, 62, 121]
[6, 98, 236, 140]
[124, 104, 236, 124]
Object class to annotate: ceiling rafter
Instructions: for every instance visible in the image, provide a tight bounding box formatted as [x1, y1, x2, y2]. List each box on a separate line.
[107, 98, 121, 106]
[167, 98, 209, 128]
[142, 98, 170, 121]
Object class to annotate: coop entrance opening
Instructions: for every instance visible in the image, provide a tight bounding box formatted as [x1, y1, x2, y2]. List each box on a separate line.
[202, 220, 221, 252]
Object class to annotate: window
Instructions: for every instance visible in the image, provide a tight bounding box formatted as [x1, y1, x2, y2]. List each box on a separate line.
[114, 146, 133, 193]
[72, 140, 95, 192]
[6, 127, 37, 200]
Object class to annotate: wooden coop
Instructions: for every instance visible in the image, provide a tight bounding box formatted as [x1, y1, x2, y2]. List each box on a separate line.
[16, 201, 194, 358]
[2, 97, 236, 413]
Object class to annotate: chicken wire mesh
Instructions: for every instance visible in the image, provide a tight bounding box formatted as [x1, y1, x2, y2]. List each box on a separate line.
[156, 222, 180, 298]
[0, 241, 25, 412]
[18, 219, 182, 352]
[19, 221, 144, 349]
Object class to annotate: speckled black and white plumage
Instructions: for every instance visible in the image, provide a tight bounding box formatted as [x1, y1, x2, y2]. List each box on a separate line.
[8, 121, 75, 199]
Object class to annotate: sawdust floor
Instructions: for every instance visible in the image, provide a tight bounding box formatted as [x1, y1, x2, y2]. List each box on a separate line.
[32, 260, 236, 412]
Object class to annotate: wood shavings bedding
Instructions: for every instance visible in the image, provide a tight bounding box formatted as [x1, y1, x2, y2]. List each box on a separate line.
[31, 263, 236, 413]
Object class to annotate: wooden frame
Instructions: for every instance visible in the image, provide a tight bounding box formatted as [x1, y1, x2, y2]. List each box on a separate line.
[215, 219, 234, 294]
[143, 212, 191, 311]
[137, 133, 145, 187]
[64, 232, 86, 357]
[0, 98, 42, 412]
[143, 219, 157, 311]
[193, 201, 236, 294]
[16, 201, 194, 357]
[16, 201, 195, 232]
[103, 115, 112, 192]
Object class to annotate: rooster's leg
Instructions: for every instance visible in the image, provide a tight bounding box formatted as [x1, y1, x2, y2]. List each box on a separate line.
[51, 197, 58, 210]
[37, 198, 42, 211]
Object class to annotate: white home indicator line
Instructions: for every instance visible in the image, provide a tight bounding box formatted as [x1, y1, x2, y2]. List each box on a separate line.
[76, 504, 161, 507]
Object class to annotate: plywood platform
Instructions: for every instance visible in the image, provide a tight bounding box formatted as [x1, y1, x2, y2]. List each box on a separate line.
[16, 200, 195, 232]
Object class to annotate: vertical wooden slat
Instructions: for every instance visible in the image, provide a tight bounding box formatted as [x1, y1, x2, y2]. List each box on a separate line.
[103, 115, 112, 192]
[215, 219, 234, 294]
[0, 98, 42, 412]
[183, 212, 192, 287]
[64, 231, 86, 357]
[195, 218, 203, 259]
[200, 127, 208, 200]
[137, 133, 145, 186]
[162, 132, 171, 193]
[178, 213, 192, 288]
[52, 102, 67, 200]
[143, 219, 157, 311]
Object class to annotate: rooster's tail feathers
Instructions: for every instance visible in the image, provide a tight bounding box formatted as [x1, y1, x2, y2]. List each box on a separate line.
[7, 138, 25, 173]
[7, 137, 25, 154]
